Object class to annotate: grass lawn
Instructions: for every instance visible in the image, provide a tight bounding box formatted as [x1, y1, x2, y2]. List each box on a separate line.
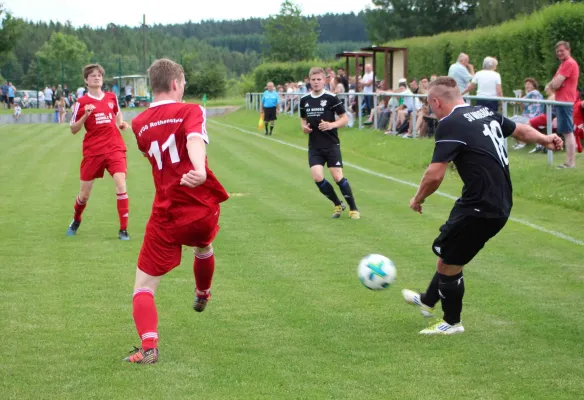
[0, 110, 582, 399]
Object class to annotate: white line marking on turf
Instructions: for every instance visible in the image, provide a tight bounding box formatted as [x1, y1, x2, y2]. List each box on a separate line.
[210, 119, 584, 246]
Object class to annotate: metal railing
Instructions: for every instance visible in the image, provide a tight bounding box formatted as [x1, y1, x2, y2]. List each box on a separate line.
[245, 92, 573, 166]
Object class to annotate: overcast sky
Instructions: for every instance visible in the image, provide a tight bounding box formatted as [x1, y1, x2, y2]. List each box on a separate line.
[5, 0, 373, 28]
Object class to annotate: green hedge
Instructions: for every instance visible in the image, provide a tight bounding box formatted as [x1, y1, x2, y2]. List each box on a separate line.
[252, 60, 344, 91]
[388, 3, 584, 95]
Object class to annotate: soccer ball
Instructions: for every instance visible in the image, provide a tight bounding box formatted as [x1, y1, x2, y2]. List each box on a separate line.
[357, 254, 396, 290]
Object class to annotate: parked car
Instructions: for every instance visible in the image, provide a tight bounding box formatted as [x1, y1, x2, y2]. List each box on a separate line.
[14, 90, 39, 109]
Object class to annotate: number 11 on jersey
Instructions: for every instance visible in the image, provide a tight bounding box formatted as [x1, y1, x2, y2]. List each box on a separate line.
[148, 134, 180, 170]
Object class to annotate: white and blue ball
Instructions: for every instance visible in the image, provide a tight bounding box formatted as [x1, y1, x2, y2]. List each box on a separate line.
[357, 254, 396, 290]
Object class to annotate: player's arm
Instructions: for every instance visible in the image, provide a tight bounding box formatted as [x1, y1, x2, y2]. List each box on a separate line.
[301, 118, 312, 134]
[70, 104, 94, 135]
[180, 135, 207, 188]
[319, 99, 348, 131]
[180, 106, 210, 188]
[410, 162, 448, 214]
[116, 110, 129, 131]
[300, 99, 311, 133]
[511, 123, 564, 151]
[319, 113, 348, 131]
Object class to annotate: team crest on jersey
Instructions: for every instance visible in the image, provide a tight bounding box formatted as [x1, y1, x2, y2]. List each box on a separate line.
[108, 101, 114, 109]
[320, 100, 327, 107]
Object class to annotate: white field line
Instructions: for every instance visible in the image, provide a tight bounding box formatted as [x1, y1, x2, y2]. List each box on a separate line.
[210, 120, 584, 246]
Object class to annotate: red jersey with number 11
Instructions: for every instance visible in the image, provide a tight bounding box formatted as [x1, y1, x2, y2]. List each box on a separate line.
[131, 101, 229, 225]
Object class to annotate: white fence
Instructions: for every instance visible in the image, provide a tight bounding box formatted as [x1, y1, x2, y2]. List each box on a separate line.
[245, 91, 574, 166]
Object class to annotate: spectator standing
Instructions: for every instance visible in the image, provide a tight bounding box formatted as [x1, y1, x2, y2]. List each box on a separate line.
[464, 56, 503, 112]
[546, 40, 580, 168]
[448, 53, 475, 95]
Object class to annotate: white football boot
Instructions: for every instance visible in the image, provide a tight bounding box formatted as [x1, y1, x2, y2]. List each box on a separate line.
[419, 319, 465, 335]
[401, 289, 435, 318]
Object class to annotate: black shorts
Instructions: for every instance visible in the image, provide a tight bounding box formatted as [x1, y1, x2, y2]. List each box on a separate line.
[263, 107, 277, 122]
[308, 146, 343, 168]
[125, 95, 132, 103]
[432, 214, 508, 266]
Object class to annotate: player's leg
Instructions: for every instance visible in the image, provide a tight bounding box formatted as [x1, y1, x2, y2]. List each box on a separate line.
[409, 258, 467, 336]
[184, 208, 221, 312]
[269, 108, 276, 135]
[328, 148, 359, 219]
[310, 153, 344, 218]
[125, 268, 163, 364]
[66, 179, 94, 236]
[125, 219, 180, 364]
[108, 152, 130, 239]
[113, 172, 130, 239]
[193, 244, 215, 312]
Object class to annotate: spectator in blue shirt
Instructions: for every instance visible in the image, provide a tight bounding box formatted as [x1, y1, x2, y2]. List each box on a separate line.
[261, 82, 280, 136]
[7, 82, 15, 109]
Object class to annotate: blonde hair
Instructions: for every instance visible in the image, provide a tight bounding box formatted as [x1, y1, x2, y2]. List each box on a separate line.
[309, 67, 326, 77]
[148, 58, 185, 94]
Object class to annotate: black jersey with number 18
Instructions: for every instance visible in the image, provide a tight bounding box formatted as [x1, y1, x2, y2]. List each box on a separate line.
[300, 91, 346, 149]
[431, 104, 517, 218]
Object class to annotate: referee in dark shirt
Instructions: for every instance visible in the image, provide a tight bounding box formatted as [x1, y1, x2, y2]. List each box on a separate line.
[402, 76, 563, 335]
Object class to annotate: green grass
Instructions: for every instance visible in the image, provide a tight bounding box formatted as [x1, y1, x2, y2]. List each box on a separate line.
[185, 96, 246, 108]
[0, 111, 583, 399]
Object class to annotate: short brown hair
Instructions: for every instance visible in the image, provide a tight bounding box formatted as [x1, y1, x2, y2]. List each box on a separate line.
[428, 76, 457, 90]
[556, 41, 570, 50]
[148, 58, 184, 94]
[524, 77, 539, 89]
[309, 67, 325, 77]
[83, 64, 105, 80]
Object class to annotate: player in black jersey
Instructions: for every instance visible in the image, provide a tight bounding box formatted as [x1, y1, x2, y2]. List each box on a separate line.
[300, 67, 360, 219]
[402, 77, 563, 335]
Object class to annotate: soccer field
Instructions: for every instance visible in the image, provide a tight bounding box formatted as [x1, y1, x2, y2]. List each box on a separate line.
[1, 110, 583, 399]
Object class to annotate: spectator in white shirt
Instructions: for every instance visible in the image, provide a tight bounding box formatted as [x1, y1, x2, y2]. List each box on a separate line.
[464, 56, 503, 112]
[44, 86, 53, 108]
[361, 63, 374, 114]
[125, 83, 133, 107]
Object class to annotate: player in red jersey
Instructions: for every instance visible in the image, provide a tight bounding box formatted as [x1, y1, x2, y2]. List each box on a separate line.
[123, 59, 229, 364]
[67, 64, 131, 240]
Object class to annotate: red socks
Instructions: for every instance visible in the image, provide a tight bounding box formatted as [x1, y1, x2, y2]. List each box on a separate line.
[132, 288, 158, 350]
[73, 196, 87, 222]
[194, 251, 215, 298]
[117, 192, 129, 230]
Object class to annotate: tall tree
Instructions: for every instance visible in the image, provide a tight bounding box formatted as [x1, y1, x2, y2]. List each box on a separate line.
[474, 0, 581, 27]
[0, 4, 23, 55]
[263, 0, 320, 62]
[365, 0, 478, 42]
[28, 32, 92, 88]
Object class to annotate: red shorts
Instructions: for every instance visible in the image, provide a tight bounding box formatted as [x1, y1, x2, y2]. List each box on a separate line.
[80, 151, 127, 181]
[138, 207, 221, 276]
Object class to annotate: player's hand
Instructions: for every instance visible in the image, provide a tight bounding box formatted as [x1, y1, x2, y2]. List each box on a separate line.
[180, 170, 207, 188]
[118, 121, 129, 131]
[302, 124, 312, 134]
[409, 197, 423, 214]
[543, 134, 564, 151]
[318, 120, 333, 131]
[84, 104, 95, 116]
